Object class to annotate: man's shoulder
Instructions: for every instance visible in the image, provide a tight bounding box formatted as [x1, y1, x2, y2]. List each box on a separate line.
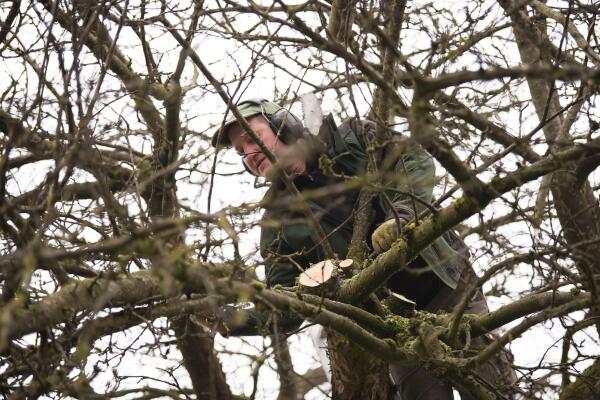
[316, 115, 375, 154]
[328, 117, 412, 149]
[337, 117, 376, 138]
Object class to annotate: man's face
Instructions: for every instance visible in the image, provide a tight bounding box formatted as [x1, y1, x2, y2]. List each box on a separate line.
[228, 115, 306, 178]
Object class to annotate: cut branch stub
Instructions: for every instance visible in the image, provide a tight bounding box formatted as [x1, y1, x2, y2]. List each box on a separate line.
[299, 260, 335, 287]
[383, 292, 416, 317]
[338, 258, 355, 277]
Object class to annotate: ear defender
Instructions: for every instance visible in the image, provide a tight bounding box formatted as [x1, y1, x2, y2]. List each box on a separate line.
[234, 98, 306, 177]
[237, 98, 305, 144]
[268, 106, 305, 144]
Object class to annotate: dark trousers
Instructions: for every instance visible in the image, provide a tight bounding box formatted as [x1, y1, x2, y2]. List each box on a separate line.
[388, 263, 516, 400]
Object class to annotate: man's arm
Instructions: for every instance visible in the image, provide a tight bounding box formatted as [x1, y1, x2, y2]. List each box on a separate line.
[371, 139, 464, 289]
[372, 143, 436, 253]
[383, 143, 436, 221]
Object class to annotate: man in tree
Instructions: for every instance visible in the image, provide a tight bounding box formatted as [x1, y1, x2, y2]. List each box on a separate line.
[212, 98, 516, 399]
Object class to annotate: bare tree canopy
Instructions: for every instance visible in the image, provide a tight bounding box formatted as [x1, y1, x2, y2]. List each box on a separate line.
[1, 0, 600, 398]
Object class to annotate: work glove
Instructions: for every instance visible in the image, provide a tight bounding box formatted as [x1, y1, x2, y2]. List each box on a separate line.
[371, 218, 406, 254]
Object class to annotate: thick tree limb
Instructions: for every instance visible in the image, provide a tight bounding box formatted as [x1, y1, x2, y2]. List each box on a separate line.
[327, 0, 356, 44]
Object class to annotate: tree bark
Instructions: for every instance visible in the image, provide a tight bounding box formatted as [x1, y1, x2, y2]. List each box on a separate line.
[173, 317, 233, 400]
[560, 358, 600, 400]
[272, 335, 300, 400]
[327, 330, 392, 399]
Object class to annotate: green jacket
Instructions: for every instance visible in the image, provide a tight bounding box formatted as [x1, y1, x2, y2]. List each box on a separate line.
[260, 116, 466, 291]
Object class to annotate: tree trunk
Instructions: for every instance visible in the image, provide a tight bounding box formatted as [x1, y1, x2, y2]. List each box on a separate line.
[173, 317, 233, 400]
[328, 330, 393, 399]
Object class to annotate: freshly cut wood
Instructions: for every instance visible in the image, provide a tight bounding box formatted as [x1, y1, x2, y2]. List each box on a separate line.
[299, 260, 334, 287]
[339, 259, 354, 268]
[383, 292, 416, 317]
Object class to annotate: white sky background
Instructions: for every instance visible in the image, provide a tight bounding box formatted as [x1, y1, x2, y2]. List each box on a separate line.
[1, 0, 599, 398]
